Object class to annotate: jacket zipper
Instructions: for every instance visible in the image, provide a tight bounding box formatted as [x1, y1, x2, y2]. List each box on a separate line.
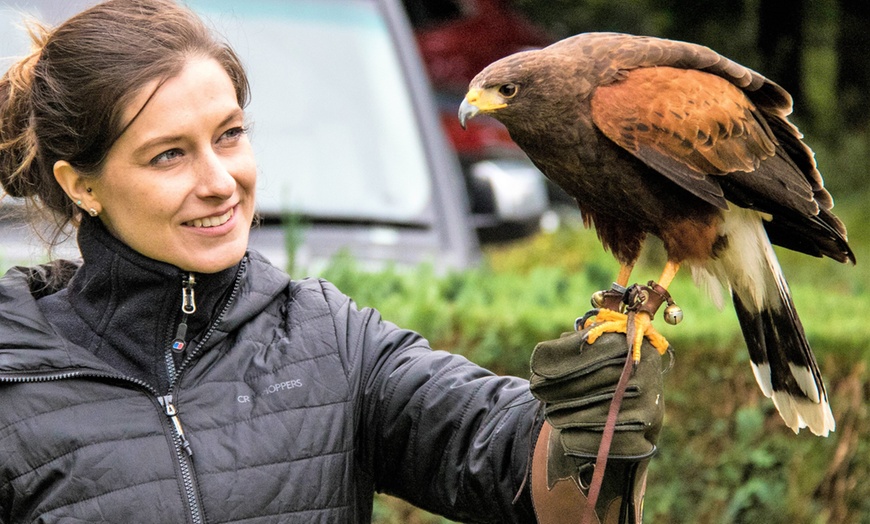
[160, 257, 247, 524]
[158, 271, 204, 524]
[158, 395, 193, 456]
[0, 370, 153, 390]
[166, 273, 197, 388]
[171, 273, 197, 353]
[158, 394, 201, 524]
[0, 370, 203, 524]
[170, 257, 247, 389]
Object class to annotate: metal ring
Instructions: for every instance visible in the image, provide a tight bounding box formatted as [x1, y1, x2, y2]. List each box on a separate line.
[577, 463, 595, 490]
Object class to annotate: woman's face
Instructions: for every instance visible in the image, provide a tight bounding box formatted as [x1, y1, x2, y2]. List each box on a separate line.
[90, 57, 256, 273]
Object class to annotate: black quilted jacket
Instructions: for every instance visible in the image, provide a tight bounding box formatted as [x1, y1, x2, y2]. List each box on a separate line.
[0, 238, 540, 523]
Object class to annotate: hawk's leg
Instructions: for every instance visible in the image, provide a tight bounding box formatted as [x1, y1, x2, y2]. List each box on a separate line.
[584, 261, 681, 361]
[616, 263, 634, 287]
[655, 260, 680, 290]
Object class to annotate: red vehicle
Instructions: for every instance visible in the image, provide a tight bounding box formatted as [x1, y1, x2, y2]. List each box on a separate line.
[404, 0, 571, 227]
[407, 0, 551, 154]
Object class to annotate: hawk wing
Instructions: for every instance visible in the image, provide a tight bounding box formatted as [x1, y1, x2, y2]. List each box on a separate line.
[590, 65, 820, 217]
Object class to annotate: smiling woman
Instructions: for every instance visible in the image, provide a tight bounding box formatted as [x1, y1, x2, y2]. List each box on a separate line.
[52, 57, 257, 272]
[0, 0, 250, 251]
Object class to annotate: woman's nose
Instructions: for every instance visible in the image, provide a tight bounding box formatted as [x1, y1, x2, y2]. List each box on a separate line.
[196, 149, 236, 199]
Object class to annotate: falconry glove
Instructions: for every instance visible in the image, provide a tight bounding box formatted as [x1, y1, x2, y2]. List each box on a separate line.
[528, 323, 665, 523]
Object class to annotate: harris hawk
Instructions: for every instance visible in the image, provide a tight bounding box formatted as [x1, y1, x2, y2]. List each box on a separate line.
[458, 32, 854, 437]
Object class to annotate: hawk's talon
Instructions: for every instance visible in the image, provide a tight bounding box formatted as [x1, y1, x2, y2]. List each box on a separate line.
[583, 308, 671, 360]
[575, 309, 601, 331]
[663, 346, 676, 374]
[585, 320, 626, 344]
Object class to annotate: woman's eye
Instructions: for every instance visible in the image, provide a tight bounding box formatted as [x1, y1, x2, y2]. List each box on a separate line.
[220, 126, 248, 143]
[498, 83, 518, 98]
[150, 148, 183, 166]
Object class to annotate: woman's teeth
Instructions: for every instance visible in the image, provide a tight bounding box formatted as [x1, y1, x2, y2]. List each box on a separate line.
[186, 208, 234, 228]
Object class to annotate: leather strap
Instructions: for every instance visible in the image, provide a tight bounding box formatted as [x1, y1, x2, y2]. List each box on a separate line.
[626, 281, 675, 321]
[582, 342, 635, 523]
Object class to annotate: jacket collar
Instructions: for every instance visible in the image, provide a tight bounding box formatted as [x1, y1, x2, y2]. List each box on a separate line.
[0, 261, 73, 366]
[67, 216, 239, 360]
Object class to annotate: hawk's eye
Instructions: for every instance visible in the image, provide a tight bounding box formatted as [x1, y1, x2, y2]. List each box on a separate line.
[498, 83, 518, 98]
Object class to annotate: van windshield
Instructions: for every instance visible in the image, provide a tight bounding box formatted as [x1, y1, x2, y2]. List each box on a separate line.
[194, 0, 433, 223]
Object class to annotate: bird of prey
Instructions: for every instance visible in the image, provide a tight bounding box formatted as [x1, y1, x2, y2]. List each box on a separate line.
[459, 32, 854, 437]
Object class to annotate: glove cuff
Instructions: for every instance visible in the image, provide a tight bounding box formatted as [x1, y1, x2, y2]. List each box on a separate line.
[531, 423, 651, 524]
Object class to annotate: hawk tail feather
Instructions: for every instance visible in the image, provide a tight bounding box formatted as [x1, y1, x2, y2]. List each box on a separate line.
[701, 206, 834, 436]
[732, 289, 835, 436]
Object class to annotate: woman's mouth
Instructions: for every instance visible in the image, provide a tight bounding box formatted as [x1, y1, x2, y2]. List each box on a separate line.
[184, 207, 234, 228]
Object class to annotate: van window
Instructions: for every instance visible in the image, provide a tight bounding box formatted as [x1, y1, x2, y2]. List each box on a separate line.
[193, 0, 434, 223]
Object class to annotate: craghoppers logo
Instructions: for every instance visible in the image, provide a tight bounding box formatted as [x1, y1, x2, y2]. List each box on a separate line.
[237, 379, 303, 403]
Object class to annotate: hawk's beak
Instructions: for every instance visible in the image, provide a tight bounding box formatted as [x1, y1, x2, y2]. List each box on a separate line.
[458, 87, 507, 129]
[458, 97, 479, 130]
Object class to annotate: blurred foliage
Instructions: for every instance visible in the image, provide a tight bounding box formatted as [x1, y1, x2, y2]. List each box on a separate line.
[318, 203, 869, 523]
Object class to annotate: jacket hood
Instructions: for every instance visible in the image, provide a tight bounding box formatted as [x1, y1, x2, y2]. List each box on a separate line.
[0, 261, 89, 375]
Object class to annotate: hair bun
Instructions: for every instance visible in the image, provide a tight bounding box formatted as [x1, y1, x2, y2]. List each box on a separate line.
[0, 20, 51, 199]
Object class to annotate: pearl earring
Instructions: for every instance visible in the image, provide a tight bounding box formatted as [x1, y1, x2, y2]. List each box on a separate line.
[88, 208, 99, 217]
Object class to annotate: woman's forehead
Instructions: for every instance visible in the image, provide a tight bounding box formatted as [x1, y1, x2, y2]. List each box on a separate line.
[117, 57, 240, 143]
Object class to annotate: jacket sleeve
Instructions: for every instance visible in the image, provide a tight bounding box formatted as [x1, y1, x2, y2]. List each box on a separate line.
[321, 279, 542, 524]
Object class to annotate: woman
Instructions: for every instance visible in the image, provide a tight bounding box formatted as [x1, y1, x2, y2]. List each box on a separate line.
[0, 1, 663, 522]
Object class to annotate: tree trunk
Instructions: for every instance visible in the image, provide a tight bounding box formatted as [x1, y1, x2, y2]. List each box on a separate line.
[837, 0, 870, 130]
[758, 0, 806, 116]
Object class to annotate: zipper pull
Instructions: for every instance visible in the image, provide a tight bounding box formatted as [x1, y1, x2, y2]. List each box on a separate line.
[181, 273, 197, 314]
[158, 394, 194, 457]
[171, 318, 189, 353]
[171, 273, 197, 353]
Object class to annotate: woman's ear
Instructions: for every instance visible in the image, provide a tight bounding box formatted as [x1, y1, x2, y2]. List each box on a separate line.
[53, 160, 101, 216]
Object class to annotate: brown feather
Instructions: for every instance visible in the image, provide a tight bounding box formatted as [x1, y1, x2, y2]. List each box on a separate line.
[592, 67, 776, 175]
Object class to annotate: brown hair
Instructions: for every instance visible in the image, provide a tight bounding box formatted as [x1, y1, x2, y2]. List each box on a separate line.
[0, 0, 250, 245]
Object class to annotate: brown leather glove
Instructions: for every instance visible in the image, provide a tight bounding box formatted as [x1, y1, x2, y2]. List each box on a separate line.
[528, 324, 665, 523]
